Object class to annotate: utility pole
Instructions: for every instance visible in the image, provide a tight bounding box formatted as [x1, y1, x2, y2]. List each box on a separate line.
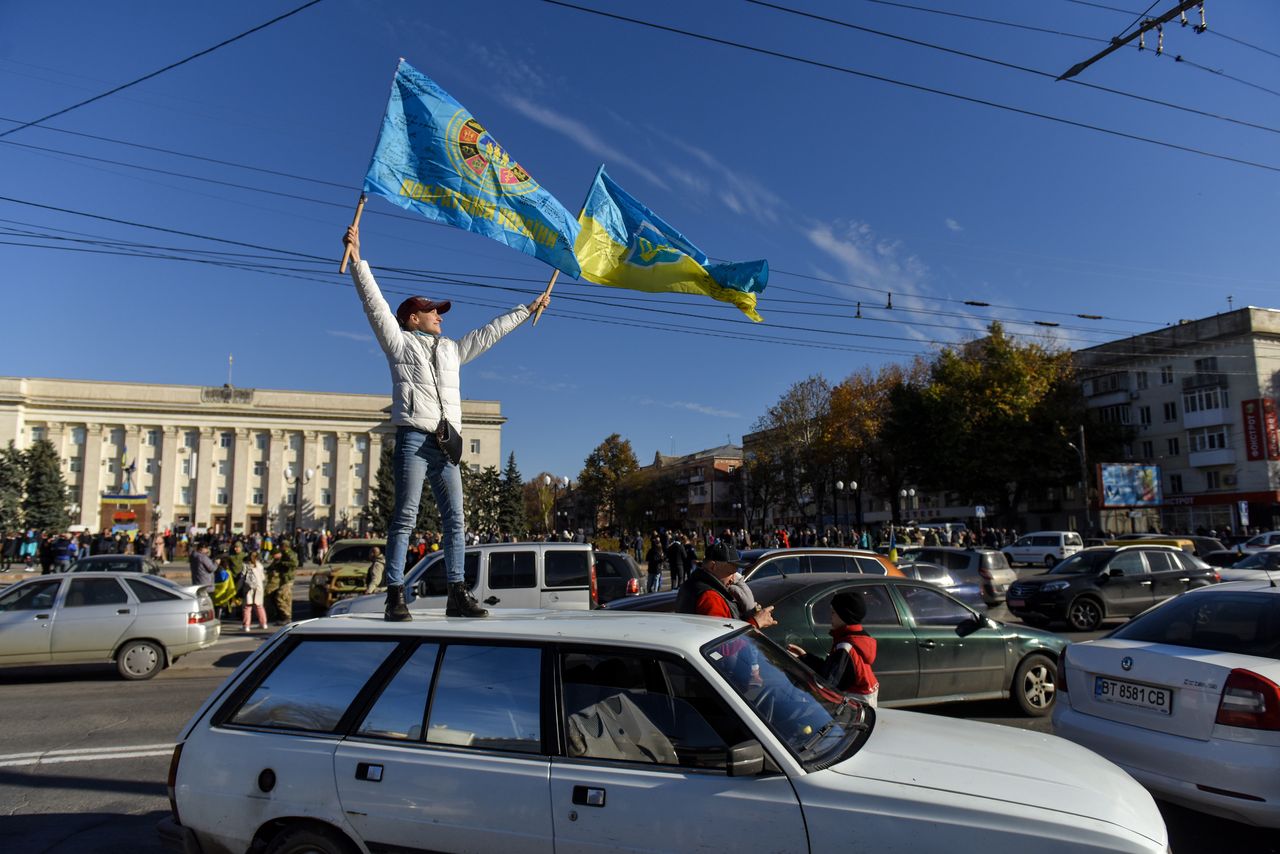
[1068, 425, 1092, 535]
[1058, 1, 1203, 81]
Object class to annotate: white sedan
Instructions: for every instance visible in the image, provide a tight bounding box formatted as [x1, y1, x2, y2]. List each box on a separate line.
[1054, 580, 1280, 827]
[1218, 546, 1280, 583]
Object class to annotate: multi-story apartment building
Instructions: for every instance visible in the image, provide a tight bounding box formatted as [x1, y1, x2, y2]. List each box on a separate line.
[0, 376, 505, 534]
[1076, 307, 1280, 534]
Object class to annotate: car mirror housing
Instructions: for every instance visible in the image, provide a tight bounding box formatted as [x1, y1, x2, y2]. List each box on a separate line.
[955, 615, 986, 638]
[726, 739, 766, 776]
[1108, 567, 1125, 578]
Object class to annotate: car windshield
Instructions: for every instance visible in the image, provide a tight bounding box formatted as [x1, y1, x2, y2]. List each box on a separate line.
[1050, 551, 1114, 574]
[1112, 591, 1280, 658]
[1233, 551, 1280, 571]
[703, 630, 871, 770]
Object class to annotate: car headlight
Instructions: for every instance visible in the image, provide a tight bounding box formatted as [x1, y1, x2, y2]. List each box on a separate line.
[1041, 580, 1070, 592]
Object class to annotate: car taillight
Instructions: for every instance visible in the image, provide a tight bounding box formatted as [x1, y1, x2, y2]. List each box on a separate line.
[1057, 646, 1070, 694]
[590, 563, 598, 606]
[167, 742, 184, 821]
[626, 577, 639, 595]
[1213, 571, 1221, 583]
[1216, 669, 1280, 730]
[188, 610, 212, 624]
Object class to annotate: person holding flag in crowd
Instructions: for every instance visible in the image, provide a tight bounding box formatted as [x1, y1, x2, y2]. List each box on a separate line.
[343, 60, 578, 621]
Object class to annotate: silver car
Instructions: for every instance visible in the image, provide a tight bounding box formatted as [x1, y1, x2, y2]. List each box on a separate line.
[0, 571, 219, 680]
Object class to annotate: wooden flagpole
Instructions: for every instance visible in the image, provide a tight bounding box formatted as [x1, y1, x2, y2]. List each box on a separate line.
[338, 193, 367, 273]
[531, 270, 557, 326]
[533, 164, 604, 327]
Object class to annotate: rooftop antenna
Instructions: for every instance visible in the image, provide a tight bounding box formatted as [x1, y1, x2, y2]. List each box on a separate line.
[227, 353, 234, 386]
[1227, 295, 1234, 311]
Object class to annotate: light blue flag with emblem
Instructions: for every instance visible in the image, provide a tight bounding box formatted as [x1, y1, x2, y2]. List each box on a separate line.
[363, 60, 581, 277]
[575, 166, 767, 321]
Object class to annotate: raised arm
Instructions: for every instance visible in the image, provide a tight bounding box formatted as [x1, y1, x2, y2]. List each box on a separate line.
[344, 226, 405, 360]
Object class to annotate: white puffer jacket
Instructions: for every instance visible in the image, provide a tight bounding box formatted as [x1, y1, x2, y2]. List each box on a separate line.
[351, 260, 530, 432]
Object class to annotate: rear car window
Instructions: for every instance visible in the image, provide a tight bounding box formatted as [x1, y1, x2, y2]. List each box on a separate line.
[854, 556, 888, 576]
[1113, 593, 1280, 658]
[125, 578, 180, 602]
[1031, 536, 1056, 547]
[804, 555, 851, 574]
[489, 551, 537, 590]
[545, 550, 590, 587]
[750, 556, 800, 579]
[982, 552, 1011, 571]
[230, 639, 398, 732]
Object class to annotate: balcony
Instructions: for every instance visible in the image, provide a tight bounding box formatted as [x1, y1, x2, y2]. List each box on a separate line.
[1183, 373, 1227, 392]
[1183, 407, 1232, 430]
[1188, 447, 1235, 468]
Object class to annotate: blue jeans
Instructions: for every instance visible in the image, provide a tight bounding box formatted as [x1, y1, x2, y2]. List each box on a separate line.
[385, 427, 464, 588]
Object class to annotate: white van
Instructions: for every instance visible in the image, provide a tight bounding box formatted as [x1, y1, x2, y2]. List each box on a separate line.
[1003, 531, 1084, 568]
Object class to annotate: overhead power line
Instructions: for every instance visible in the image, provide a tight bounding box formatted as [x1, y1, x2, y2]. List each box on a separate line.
[539, 1, 1280, 174]
[0, 0, 325, 140]
[1063, 0, 1280, 62]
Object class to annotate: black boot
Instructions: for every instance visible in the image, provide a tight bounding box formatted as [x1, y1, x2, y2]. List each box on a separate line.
[384, 584, 412, 622]
[446, 581, 488, 618]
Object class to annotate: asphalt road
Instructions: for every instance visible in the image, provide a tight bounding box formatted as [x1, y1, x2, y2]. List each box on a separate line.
[1, 577, 1274, 854]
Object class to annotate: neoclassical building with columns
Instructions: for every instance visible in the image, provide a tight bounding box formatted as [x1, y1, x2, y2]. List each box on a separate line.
[0, 377, 505, 534]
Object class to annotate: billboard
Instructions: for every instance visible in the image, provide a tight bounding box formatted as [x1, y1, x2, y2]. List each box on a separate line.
[1099, 463, 1162, 508]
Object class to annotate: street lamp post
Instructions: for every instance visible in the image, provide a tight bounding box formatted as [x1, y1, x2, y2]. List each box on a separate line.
[1067, 428, 1092, 535]
[835, 481, 857, 544]
[898, 487, 916, 528]
[284, 465, 314, 534]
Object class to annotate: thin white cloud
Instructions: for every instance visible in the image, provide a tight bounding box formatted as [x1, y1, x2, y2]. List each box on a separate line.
[501, 94, 671, 191]
[327, 330, 373, 342]
[945, 218, 964, 232]
[651, 130, 786, 226]
[638, 398, 740, 419]
[476, 368, 576, 394]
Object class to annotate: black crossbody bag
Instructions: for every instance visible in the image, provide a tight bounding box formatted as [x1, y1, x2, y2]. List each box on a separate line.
[430, 337, 464, 465]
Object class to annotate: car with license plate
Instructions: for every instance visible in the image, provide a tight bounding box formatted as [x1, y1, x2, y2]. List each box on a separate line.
[1007, 545, 1218, 632]
[65, 554, 164, 575]
[325, 541, 597, 616]
[903, 547, 1017, 606]
[736, 547, 904, 581]
[608, 573, 1065, 715]
[307, 538, 387, 616]
[0, 571, 218, 680]
[159, 610, 1167, 854]
[1003, 531, 1085, 568]
[1053, 580, 1280, 827]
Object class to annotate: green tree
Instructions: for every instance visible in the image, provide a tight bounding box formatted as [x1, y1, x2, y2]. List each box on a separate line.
[577, 434, 639, 534]
[362, 442, 395, 535]
[23, 439, 69, 532]
[751, 376, 832, 524]
[0, 442, 25, 532]
[524, 472, 556, 535]
[498, 453, 527, 537]
[461, 465, 502, 533]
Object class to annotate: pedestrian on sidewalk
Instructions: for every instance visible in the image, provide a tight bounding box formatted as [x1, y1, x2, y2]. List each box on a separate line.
[188, 543, 217, 587]
[240, 551, 268, 631]
[645, 534, 667, 593]
[343, 224, 549, 621]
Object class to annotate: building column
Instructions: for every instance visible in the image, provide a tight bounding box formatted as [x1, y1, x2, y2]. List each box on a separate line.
[193, 428, 216, 528]
[266, 430, 286, 533]
[301, 431, 320, 528]
[230, 428, 251, 534]
[334, 433, 353, 529]
[157, 426, 179, 533]
[80, 423, 104, 529]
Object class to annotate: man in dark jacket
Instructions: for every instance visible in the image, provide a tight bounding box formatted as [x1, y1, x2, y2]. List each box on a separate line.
[666, 534, 688, 589]
[675, 542, 775, 629]
[188, 543, 217, 587]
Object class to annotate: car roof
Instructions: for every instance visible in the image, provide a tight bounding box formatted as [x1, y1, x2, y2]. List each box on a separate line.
[311, 609, 740, 650]
[329, 538, 387, 548]
[78, 554, 143, 560]
[742, 547, 885, 561]
[915, 546, 1001, 554]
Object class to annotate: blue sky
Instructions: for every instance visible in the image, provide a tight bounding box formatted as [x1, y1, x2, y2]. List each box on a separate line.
[2, 0, 1276, 480]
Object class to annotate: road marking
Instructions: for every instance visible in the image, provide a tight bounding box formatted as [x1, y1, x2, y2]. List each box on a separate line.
[0, 742, 174, 767]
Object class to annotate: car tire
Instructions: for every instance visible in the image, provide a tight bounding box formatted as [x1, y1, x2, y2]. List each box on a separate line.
[1012, 653, 1057, 716]
[116, 640, 164, 680]
[1043, 555, 1057, 568]
[1067, 596, 1104, 632]
[265, 824, 359, 854]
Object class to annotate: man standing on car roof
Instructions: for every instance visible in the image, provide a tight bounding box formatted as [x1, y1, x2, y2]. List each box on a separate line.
[343, 225, 548, 621]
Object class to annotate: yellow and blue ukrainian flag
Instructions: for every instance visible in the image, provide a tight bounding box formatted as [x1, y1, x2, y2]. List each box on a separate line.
[574, 167, 767, 321]
[363, 60, 581, 277]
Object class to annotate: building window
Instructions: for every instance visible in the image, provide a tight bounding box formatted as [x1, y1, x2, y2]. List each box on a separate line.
[1122, 443, 1134, 460]
[256, 433, 269, 451]
[184, 431, 198, 449]
[251, 489, 264, 505]
[215, 489, 228, 505]
[354, 492, 366, 506]
[106, 460, 117, 474]
[289, 434, 302, 451]
[71, 427, 86, 446]
[69, 458, 82, 473]
[324, 435, 336, 452]
[355, 437, 368, 452]
[320, 462, 332, 477]
[145, 459, 156, 474]
[31, 426, 47, 442]
[180, 487, 192, 505]
[1141, 440, 1153, 459]
[470, 439, 481, 454]
[1193, 357, 1219, 374]
[286, 490, 297, 505]
[1139, 406, 1151, 426]
[354, 463, 366, 479]
[1206, 471, 1221, 490]
[1160, 365, 1174, 384]
[110, 428, 125, 447]
[1135, 371, 1148, 390]
[1188, 427, 1229, 453]
[1183, 386, 1228, 414]
[320, 489, 332, 506]
[181, 458, 192, 476]
[1097, 404, 1131, 425]
[253, 461, 265, 477]
[1169, 474, 1183, 494]
[1167, 437, 1180, 456]
[217, 460, 230, 476]
[145, 429, 159, 446]
[220, 432, 233, 448]
[1163, 402, 1178, 421]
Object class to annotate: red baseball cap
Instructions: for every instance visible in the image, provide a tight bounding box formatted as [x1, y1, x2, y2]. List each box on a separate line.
[396, 296, 451, 328]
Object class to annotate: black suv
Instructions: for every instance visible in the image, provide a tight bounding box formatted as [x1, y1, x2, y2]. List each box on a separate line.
[1007, 545, 1217, 631]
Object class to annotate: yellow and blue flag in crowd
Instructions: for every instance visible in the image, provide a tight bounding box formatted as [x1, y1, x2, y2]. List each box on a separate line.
[574, 167, 768, 321]
[363, 60, 581, 277]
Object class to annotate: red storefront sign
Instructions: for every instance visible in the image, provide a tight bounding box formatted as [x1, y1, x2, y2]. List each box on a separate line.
[1243, 399, 1266, 461]
[1265, 399, 1280, 460]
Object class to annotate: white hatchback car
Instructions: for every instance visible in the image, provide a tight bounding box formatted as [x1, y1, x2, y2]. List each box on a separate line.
[160, 611, 1167, 854]
[1004, 531, 1085, 568]
[1054, 580, 1280, 826]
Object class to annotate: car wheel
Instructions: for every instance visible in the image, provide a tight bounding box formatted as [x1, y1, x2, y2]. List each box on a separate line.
[265, 824, 359, 854]
[116, 640, 164, 680]
[1011, 653, 1057, 716]
[1067, 597, 1103, 632]
[1043, 555, 1057, 568]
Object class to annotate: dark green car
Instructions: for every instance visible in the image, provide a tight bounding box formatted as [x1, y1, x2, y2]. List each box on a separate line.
[608, 573, 1066, 716]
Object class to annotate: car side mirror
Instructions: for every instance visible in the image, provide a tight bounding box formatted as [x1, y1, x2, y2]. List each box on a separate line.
[1108, 568, 1125, 577]
[726, 739, 765, 777]
[955, 614, 988, 637]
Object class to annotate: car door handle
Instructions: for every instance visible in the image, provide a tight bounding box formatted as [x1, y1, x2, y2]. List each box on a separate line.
[484, 596, 500, 605]
[919, 640, 937, 650]
[35, 613, 50, 620]
[1177, 577, 1190, 583]
[355, 762, 383, 782]
[572, 785, 606, 807]
[117, 608, 131, 615]
[1140, 581, 1153, 586]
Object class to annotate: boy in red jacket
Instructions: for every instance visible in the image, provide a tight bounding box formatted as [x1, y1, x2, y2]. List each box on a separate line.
[788, 591, 879, 708]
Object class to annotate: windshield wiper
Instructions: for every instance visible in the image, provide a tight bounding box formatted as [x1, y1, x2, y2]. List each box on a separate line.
[800, 698, 867, 752]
